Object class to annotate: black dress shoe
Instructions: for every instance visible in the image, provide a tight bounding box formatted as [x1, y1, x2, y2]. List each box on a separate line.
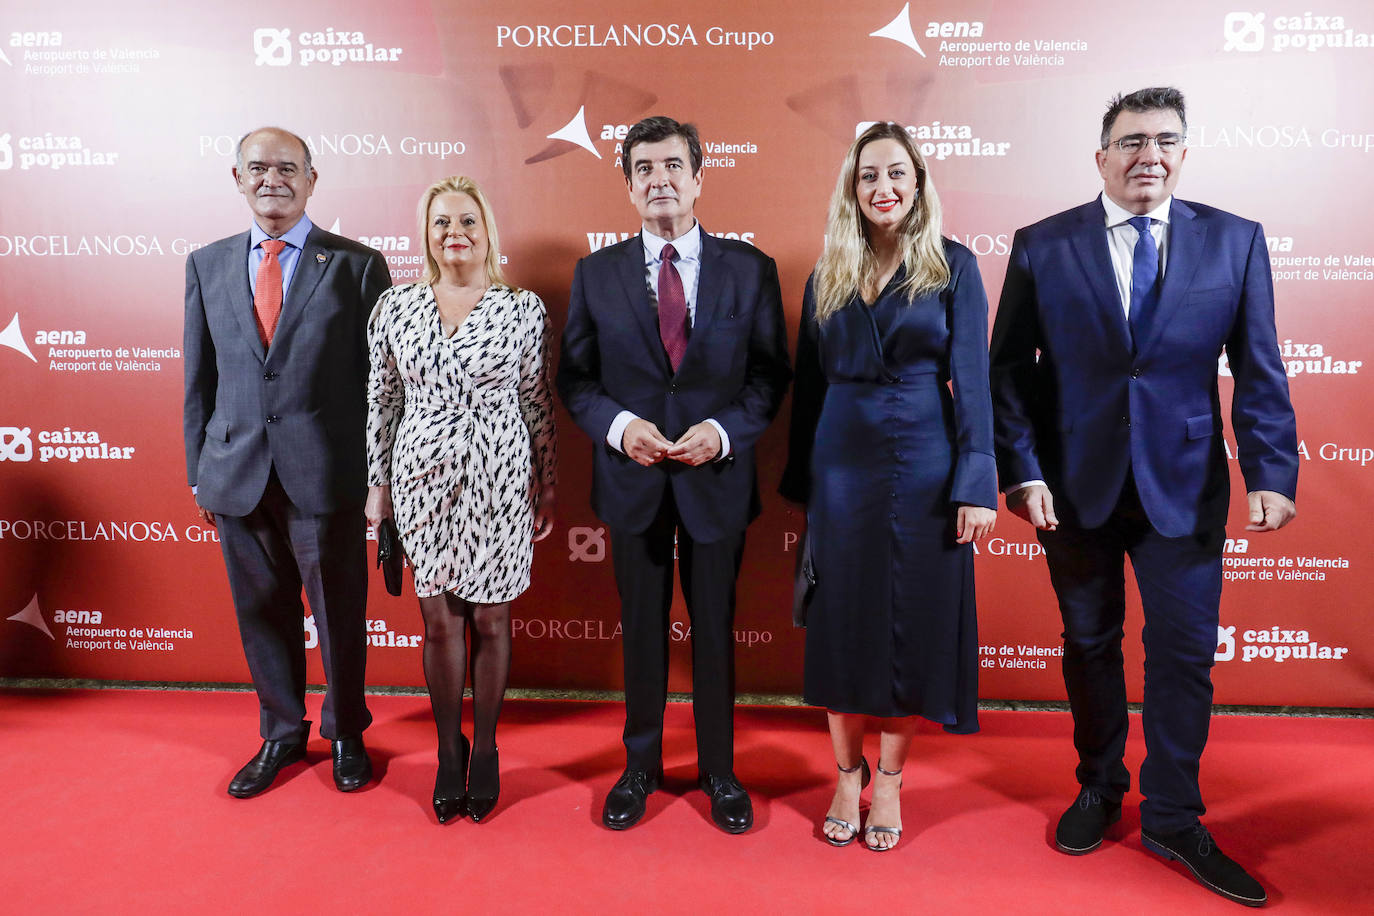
[699, 772, 753, 834]
[227, 738, 307, 798]
[466, 746, 500, 823]
[1142, 824, 1267, 907]
[1055, 787, 1122, 854]
[602, 765, 662, 830]
[331, 736, 373, 792]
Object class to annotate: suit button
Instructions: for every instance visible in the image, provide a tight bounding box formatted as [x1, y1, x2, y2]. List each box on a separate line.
[1130, 368, 1141, 378]
[266, 415, 279, 424]
[1122, 415, 1131, 427]
[264, 370, 278, 381]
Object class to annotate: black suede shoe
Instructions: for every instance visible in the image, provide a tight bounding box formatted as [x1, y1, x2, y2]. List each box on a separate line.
[1055, 787, 1122, 854]
[228, 738, 307, 798]
[331, 736, 372, 792]
[699, 772, 753, 834]
[602, 765, 662, 830]
[1142, 824, 1267, 907]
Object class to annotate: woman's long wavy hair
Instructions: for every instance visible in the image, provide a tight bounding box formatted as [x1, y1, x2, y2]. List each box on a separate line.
[417, 175, 511, 289]
[813, 122, 949, 322]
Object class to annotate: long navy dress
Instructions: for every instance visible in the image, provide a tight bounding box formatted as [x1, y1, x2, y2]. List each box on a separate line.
[780, 240, 997, 730]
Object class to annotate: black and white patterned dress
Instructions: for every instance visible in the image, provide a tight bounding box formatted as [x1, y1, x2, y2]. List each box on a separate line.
[366, 282, 556, 601]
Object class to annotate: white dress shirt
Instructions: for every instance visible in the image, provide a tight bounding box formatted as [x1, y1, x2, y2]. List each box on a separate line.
[1004, 194, 1173, 495]
[606, 221, 731, 458]
[1101, 192, 1172, 317]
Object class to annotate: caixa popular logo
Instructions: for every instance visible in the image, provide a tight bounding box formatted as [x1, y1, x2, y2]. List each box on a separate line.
[0, 132, 119, 171]
[1223, 12, 1267, 51]
[567, 525, 606, 562]
[252, 27, 403, 67]
[0, 426, 33, 461]
[1, 425, 135, 463]
[1224, 11, 1374, 52]
[1215, 624, 1350, 662]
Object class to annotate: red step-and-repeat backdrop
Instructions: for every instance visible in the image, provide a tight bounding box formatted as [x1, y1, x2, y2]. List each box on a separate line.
[2, 1, 1371, 706]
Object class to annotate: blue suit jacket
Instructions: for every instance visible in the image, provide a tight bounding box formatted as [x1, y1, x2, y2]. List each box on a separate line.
[990, 197, 1298, 537]
[557, 232, 792, 542]
[184, 224, 393, 516]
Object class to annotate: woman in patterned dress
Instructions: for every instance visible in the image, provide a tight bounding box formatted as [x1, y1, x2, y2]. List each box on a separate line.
[365, 176, 556, 824]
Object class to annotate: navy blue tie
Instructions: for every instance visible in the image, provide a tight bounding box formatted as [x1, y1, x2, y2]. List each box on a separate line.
[1128, 215, 1159, 343]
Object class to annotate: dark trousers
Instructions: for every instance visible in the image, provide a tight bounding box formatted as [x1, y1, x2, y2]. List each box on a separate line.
[215, 470, 372, 742]
[610, 490, 745, 778]
[1038, 476, 1224, 833]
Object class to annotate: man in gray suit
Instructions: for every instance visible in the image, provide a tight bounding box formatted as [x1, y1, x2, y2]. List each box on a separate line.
[184, 126, 392, 798]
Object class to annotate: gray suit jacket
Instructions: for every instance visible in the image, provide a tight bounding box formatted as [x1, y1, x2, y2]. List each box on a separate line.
[184, 222, 393, 517]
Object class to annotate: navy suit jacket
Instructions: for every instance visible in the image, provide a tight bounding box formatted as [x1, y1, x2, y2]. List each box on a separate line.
[990, 197, 1298, 537]
[557, 232, 792, 542]
[184, 223, 393, 517]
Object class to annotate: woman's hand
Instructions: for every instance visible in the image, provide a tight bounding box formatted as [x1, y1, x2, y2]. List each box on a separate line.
[955, 505, 996, 544]
[365, 485, 393, 530]
[532, 485, 556, 542]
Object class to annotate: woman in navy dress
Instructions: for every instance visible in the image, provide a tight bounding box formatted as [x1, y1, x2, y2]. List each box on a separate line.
[780, 122, 998, 851]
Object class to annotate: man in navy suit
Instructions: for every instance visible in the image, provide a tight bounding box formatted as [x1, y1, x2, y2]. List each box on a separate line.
[990, 88, 1297, 906]
[558, 116, 791, 833]
[184, 127, 392, 798]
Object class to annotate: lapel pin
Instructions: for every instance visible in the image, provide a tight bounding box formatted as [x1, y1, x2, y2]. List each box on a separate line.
[316, 253, 327, 262]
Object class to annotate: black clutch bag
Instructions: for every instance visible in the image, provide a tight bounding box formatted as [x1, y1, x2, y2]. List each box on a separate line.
[376, 518, 404, 597]
[792, 526, 816, 628]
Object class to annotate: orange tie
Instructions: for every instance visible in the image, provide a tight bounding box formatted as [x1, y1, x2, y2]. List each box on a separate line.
[254, 239, 287, 346]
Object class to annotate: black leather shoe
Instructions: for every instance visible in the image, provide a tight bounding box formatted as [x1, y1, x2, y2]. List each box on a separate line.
[227, 738, 307, 798]
[434, 735, 470, 825]
[602, 765, 662, 830]
[331, 736, 372, 792]
[1055, 787, 1122, 854]
[1142, 824, 1267, 907]
[466, 746, 500, 823]
[699, 772, 753, 834]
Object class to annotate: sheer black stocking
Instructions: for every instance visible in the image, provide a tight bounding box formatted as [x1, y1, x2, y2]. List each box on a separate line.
[418, 593, 469, 779]
[468, 601, 512, 754]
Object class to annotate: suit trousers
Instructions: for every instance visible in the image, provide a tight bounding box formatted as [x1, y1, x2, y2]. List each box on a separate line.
[1037, 474, 1224, 833]
[610, 488, 746, 778]
[215, 469, 372, 742]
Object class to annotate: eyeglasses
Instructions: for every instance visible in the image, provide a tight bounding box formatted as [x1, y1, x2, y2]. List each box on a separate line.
[1105, 133, 1186, 154]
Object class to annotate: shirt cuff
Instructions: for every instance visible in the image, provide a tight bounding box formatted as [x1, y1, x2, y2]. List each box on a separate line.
[607, 410, 637, 454]
[705, 418, 730, 460]
[1003, 479, 1046, 495]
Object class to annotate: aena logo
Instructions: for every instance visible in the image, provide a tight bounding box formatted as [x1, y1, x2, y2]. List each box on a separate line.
[544, 105, 601, 159]
[870, 3, 925, 57]
[0, 313, 38, 362]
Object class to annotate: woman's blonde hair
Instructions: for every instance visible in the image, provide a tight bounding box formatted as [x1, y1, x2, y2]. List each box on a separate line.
[416, 175, 511, 289]
[813, 122, 949, 322]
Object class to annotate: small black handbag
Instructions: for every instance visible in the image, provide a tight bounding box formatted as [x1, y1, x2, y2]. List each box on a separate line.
[792, 527, 816, 628]
[376, 517, 404, 597]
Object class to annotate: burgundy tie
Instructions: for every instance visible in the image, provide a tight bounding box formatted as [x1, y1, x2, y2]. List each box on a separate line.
[657, 242, 689, 371]
[254, 239, 287, 347]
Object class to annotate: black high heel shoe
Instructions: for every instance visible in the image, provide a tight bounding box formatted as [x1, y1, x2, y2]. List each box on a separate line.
[466, 746, 500, 823]
[433, 735, 469, 825]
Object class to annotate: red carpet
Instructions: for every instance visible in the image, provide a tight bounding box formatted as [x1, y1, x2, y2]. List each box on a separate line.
[2, 689, 1369, 914]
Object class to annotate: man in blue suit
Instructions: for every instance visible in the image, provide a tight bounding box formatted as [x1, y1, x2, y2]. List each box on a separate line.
[558, 116, 791, 833]
[990, 88, 1297, 906]
[184, 127, 392, 798]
